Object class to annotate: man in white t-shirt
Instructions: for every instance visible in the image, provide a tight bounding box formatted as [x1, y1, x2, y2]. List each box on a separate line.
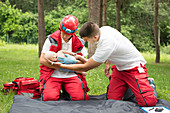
[39, 15, 89, 101]
[51, 22, 157, 107]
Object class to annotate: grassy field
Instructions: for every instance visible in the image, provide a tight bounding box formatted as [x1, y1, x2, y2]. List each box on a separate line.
[0, 44, 170, 113]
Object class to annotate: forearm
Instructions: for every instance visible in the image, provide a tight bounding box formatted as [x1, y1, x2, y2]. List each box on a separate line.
[54, 58, 102, 72]
[76, 60, 84, 64]
[60, 63, 89, 72]
[40, 59, 55, 69]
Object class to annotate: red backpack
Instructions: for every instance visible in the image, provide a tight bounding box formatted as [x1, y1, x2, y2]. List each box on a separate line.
[3, 77, 40, 99]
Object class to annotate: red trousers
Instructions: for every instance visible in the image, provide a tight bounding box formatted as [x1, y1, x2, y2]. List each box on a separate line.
[41, 76, 89, 101]
[107, 65, 157, 107]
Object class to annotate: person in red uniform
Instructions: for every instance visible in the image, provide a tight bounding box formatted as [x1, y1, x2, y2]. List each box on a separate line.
[50, 22, 157, 107]
[39, 15, 89, 101]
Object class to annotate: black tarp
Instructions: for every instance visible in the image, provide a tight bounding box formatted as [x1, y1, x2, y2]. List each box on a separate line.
[9, 95, 170, 113]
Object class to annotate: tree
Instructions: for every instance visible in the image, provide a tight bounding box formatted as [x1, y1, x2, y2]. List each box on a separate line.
[154, 0, 160, 63]
[88, 0, 102, 58]
[116, 0, 121, 32]
[102, 0, 107, 26]
[38, 0, 46, 57]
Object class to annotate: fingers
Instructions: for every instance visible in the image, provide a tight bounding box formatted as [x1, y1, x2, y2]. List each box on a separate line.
[52, 62, 62, 65]
[46, 58, 58, 65]
[64, 54, 68, 57]
[57, 57, 64, 60]
[72, 53, 77, 56]
[104, 69, 109, 75]
[57, 57, 64, 63]
[46, 58, 53, 64]
[52, 62, 62, 70]
[104, 68, 111, 78]
[106, 74, 111, 79]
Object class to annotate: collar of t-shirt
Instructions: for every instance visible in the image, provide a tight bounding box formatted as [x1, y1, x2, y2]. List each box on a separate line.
[61, 36, 72, 51]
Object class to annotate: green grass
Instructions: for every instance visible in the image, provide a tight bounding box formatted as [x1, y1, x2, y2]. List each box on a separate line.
[0, 44, 40, 113]
[142, 52, 170, 101]
[0, 44, 170, 113]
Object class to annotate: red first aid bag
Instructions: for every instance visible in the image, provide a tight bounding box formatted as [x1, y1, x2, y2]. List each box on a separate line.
[3, 77, 40, 99]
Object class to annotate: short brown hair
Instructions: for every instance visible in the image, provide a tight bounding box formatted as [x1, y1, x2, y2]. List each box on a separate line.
[79, 22, 100, 38]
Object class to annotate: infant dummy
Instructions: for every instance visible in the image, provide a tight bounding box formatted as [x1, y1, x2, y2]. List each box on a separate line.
[45, 50, 87, 76]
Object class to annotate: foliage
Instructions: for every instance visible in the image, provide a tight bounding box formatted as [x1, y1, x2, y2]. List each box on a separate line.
[107, 0, 170, 51]
[0, 40, 6, 46]
[0, 1, 21, 39]
[0, 44, 170, 112]
[0, 0, 88, 43]
[0, 1, 38, 44]
[44, 12, 61, 36]
[106, 1, 116, 28]
[12, 12, 38, 43]
[158, 1, 170, 46]
[161, 44, 170, 54]
[0, 0, 169, 51]
[44, 1, 88, 37]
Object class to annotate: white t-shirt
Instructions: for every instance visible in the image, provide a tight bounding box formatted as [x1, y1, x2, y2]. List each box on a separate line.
[92, 26, 146, 71]
[42, 36, 88, 78]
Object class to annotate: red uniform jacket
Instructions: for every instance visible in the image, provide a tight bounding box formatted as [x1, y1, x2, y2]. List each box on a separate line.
[39, 30, 89, 92]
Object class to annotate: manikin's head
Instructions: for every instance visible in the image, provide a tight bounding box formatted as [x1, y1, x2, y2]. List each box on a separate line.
[45, 51, 58, 61]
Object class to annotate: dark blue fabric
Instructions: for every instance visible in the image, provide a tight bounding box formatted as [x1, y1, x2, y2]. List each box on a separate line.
[9, 95, 170, 113]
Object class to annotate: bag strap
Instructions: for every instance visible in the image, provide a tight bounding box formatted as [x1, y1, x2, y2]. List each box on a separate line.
[12, 81, 19, 88]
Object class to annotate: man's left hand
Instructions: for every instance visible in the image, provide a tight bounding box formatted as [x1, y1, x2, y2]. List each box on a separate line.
[104, 60, 111, 78]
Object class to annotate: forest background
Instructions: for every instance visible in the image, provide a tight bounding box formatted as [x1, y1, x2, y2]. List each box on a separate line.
[0, 0, 169, 53]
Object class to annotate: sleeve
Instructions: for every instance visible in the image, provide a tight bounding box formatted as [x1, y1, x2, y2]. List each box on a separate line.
[92, 39, 116, 63]
[41, 38, 51, 53]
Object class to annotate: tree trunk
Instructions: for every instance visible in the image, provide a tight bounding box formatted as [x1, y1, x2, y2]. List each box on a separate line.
[88, 0, 102, 58]
[116, 0, 121, 32]
[38, 0, 46, 57]
[102, 0, 107, 26]
[154, 0, 160, 63]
